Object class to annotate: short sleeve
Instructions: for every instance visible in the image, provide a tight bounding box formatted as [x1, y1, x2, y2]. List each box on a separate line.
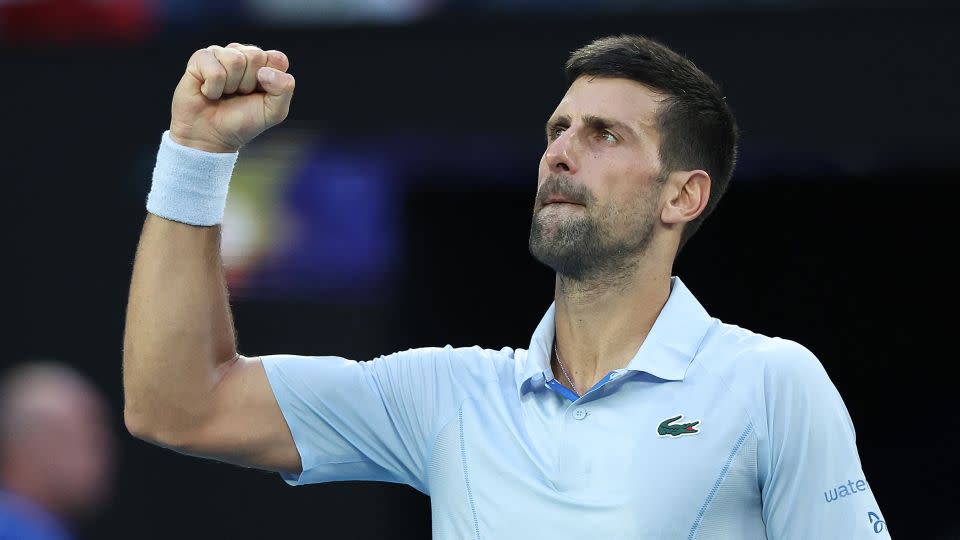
[260, 346, 488, 493]
[759, 341, 890, 538]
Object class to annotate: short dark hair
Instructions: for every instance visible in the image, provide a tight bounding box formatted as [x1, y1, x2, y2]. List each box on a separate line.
[565, 35, 739, 250]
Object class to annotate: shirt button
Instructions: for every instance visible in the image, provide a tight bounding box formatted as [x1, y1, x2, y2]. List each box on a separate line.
[573, 408, 587, 420]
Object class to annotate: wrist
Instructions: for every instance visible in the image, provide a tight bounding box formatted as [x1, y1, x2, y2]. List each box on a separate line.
[146, 130, 239, 226]
[169, 122, 239, 154]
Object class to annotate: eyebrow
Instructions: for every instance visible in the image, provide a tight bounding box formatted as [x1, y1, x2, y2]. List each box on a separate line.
[545, 114, 640, 140]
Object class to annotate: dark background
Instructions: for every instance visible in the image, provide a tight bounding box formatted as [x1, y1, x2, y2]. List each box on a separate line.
[4, 4, 958, 539]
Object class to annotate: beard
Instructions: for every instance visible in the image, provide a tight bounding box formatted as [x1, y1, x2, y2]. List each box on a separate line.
[528, 174, 658, 283]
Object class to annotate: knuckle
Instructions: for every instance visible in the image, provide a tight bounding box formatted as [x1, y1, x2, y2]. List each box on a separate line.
[208, 66, 227, 82]
[225, 50, 246, 69]
[269, 51, 289, 71]
[245, 48, 267, 65]
[193, 46, 216, 61]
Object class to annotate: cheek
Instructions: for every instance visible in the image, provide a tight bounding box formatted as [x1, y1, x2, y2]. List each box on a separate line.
[608, 183, 659, 225]
[597, 164, 641, 203]
[614, 156, 661, 197]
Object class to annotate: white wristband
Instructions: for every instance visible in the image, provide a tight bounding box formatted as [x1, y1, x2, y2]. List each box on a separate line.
[146, 131, 239, 226]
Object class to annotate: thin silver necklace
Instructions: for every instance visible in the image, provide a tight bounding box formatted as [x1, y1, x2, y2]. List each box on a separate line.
[553, 341, 580, 397]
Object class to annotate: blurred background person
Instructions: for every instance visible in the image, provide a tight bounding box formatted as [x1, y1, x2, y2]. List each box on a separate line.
[0, 362, 114, 540]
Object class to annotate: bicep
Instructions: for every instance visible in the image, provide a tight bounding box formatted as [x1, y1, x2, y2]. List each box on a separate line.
[179, 356, 302, 474]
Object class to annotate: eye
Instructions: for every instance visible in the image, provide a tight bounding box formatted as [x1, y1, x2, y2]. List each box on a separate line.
[599, 130, 618, 143]
[548, 125, 566, 140]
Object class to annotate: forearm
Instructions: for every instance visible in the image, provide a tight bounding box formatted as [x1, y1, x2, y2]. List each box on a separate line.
[123, 214, 238, 443]
[122, 42, 294, 449]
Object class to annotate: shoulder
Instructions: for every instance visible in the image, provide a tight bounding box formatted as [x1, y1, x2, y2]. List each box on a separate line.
[699, 321, 826, 384]
[380, 344, 519, 385]
[695, 322, 839, 433]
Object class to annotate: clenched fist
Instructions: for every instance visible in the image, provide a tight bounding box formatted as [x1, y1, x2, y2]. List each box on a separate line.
[169, 43, 295, 153]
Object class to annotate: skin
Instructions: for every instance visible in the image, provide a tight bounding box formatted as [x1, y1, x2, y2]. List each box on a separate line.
[124, 43, 301, 473]
[530, 76, 711, 395]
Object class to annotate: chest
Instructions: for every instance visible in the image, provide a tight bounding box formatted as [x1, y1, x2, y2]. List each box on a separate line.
[427, 377, 762, 539]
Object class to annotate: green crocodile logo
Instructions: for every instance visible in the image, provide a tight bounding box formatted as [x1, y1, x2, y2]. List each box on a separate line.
[658, 415, 700, 437]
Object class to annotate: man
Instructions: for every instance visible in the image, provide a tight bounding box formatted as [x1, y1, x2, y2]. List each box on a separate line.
[0, 362, 114, 540]
[123, 36, 889, 538]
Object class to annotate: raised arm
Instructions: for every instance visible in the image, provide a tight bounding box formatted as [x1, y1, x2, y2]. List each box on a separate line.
[122, 44, 299, 472]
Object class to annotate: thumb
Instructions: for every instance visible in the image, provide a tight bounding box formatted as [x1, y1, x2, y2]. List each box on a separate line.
[257, 67, 295, 126]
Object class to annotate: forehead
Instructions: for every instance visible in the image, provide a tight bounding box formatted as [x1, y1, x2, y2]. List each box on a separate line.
[551, 76, 663, 132]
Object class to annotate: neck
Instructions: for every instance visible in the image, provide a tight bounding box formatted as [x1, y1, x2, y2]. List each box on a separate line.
[552, 253, 672, 393]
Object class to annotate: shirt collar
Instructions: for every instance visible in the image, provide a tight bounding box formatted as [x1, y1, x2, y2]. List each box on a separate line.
[516, 276, 714, 395]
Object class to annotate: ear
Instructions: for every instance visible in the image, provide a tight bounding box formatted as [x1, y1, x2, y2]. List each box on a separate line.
[661, 170, 711, 226]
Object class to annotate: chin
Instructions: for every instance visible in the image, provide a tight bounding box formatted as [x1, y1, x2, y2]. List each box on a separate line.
[529, 238, 593, 280]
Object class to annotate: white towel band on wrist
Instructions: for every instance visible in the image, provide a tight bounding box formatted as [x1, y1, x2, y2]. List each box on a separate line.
[146, 130, 239, 226]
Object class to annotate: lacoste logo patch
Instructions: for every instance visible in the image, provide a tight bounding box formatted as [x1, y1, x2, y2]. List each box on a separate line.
[658, 414, 701, 437]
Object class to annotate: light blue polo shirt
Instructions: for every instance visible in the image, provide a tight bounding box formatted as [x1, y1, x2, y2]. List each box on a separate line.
[261, 277, 889, 539]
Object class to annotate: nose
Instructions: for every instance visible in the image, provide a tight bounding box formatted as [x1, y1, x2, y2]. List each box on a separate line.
[544, 129, 579, 175]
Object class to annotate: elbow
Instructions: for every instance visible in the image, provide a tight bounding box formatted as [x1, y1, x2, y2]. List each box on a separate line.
[124, 397, 215, 456]
[122, 384, 155, 441]
[123, 405, 171, 447]
[123, 406, 153, 442]
[123, 405, 193, 451]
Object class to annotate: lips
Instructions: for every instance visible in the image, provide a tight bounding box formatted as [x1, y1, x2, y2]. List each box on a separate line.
[545, 196, 581, 206]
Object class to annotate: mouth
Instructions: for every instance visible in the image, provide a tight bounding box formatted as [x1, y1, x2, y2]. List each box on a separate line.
[544, 197, 583, 207]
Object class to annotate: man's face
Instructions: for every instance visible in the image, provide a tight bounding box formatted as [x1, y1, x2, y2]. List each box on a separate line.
[27, 380, 114, 519]
[529, 76, 667, 282]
